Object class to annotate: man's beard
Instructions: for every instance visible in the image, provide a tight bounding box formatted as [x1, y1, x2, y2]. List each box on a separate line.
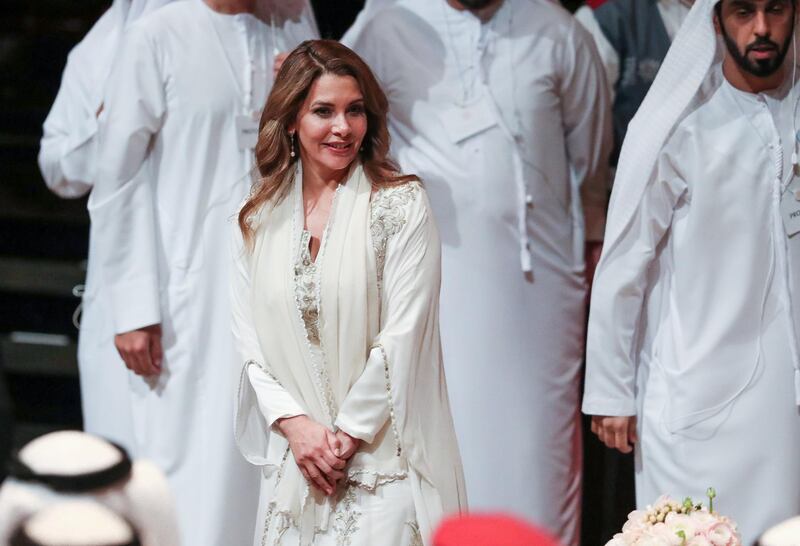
[720, 20, 794, 78]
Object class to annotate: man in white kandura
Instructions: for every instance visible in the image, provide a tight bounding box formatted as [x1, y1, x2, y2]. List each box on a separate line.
[88, 1, 317, 544]
[38, 0, 172, 454]
[349, 1, 612, 543]
[584, 0, 800, 541]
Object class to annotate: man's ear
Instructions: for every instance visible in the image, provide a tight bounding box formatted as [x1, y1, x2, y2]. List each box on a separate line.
[713, 9, 722, 36]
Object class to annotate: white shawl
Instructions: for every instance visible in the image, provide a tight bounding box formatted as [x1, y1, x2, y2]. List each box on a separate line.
[233, 165, 466, 543]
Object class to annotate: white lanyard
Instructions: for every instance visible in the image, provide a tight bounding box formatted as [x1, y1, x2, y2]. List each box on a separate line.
[441, 1, 537, 273]
[441, 4, 491, 105]
[204, 6, 255, 114]
[729, 78, 800, 400]
[270, 14, 282, 56]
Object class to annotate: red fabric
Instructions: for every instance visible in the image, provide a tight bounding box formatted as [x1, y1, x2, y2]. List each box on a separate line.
[585, 0, 608, 8]
[433, 514, 561, 546]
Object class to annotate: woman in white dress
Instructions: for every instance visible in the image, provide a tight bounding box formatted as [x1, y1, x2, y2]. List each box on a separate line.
[230, 40, 467, 546]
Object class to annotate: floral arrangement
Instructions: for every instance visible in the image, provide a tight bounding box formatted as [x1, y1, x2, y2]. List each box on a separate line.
[606, 489, 741, 546]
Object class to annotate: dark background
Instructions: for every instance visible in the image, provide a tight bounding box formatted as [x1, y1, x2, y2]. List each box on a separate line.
[0, 1, 630, 544]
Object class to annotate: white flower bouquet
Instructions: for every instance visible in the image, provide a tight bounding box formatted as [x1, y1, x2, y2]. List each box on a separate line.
[606, 489, 741, 546]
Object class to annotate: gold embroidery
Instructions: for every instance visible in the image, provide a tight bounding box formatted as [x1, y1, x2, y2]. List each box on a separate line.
[261, 447, 291, 546]
[291, 185, 342, 424]
[295, 231, 321, 344]
[407, 521, 424, 546]
[371, 344, 402, 457]
[333, 486, 362, 546]
[370, 182, 420, 290]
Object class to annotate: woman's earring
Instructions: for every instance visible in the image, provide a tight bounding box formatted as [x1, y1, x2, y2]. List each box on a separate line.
[289, 133, 296, 158]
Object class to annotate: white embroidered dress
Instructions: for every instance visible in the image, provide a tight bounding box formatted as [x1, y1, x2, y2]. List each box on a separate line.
[231, 166, 465, 546]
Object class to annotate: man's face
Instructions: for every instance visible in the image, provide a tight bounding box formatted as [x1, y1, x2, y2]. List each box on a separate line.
[716, 0, 796, 78]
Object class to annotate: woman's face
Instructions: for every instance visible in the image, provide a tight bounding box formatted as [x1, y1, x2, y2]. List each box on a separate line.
[292, 73, 368, 179]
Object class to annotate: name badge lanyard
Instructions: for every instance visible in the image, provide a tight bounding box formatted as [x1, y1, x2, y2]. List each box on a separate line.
[270, 14, 284, 57]
[731, 80, 800, 403]
[782, 76, 800, 404]
[441, 2, 536, 274]
[206, 8, 256, 116]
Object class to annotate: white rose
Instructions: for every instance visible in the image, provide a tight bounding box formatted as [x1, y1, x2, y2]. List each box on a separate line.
[647, 522, 683, 546]
[687, 535, 712, 546]
[605, 533, 629, 546]
[690, 512, 718, 529]
[623, 512, 649, 540]
[665, 513, 697, 539]
[638, 533, 673, 546]
[621, 526, 645, 543]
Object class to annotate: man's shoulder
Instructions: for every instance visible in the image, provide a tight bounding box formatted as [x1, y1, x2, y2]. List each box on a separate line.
[678, 76, 728, 127]
[66, 8, 119, 66]
[510, 0, 577, 35]
[664, 79, 728, 152]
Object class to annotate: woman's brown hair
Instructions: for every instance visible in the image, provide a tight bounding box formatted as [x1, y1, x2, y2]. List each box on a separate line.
[238, 39, 417, 244]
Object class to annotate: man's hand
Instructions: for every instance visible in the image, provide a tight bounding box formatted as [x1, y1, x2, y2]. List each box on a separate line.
[277, 415, 347, 496]
[115, 324, 163, 377]
[590, 415, 637, 454]
[273, 51, 290, 78]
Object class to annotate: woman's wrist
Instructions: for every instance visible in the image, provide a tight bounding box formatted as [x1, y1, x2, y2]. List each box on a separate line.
[276, 414, 308, 435]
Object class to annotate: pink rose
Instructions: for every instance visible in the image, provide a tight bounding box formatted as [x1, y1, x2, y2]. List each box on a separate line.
[707, 522, 736, 546]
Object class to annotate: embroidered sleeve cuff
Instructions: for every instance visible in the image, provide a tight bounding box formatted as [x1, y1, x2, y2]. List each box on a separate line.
[246, 364, 306, 428]
[334, 346, 393, 445]
[334, 413, 385, 444]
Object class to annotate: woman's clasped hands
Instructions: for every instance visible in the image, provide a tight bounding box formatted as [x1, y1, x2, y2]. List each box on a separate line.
[276, 415, 361, 496]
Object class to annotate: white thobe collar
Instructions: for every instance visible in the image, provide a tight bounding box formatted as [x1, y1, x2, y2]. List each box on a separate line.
[722, 63, 794, 128]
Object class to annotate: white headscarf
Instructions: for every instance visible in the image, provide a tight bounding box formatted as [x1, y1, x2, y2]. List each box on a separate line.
[602, 0, 719, 252]
[0, 432, 179, 546]
[10, 501, 140, 546]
